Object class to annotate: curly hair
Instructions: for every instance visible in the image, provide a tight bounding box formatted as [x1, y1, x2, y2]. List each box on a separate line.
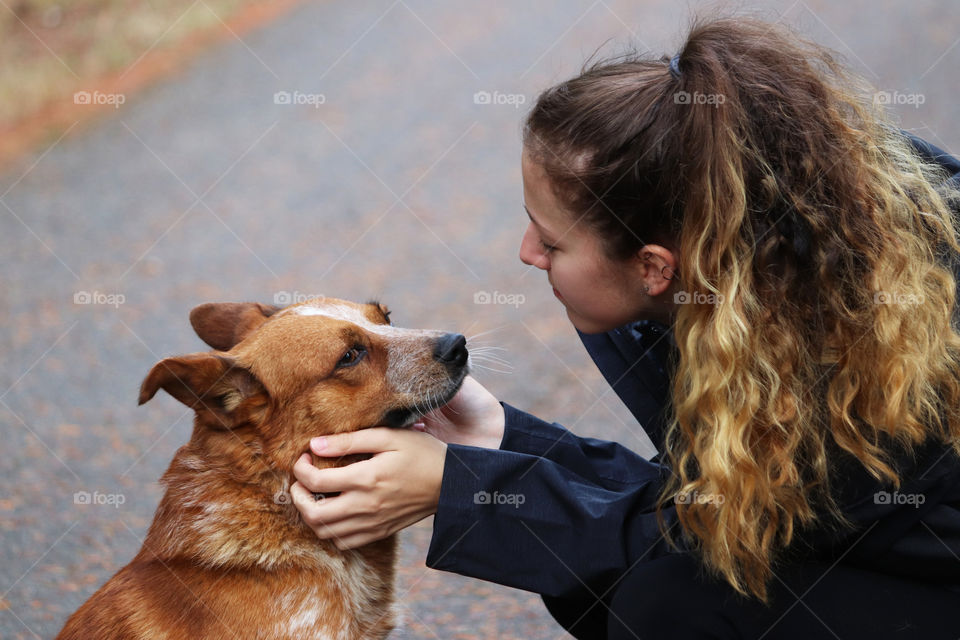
[523, 14, 960, 604]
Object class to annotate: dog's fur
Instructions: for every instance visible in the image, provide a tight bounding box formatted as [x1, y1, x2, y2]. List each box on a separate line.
[56, 296, 469, 640]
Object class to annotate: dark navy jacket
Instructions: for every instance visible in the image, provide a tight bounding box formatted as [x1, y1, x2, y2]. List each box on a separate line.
[425, 132, 960, 599]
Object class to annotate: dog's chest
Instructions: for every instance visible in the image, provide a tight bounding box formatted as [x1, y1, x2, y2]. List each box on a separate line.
[149, 475, 397, 638]
[267, 586, 344, 639]
[262, 562, 397, 640]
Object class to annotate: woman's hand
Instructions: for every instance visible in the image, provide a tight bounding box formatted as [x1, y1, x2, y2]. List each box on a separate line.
[413, 375, 506, 449]
[290, 377, 504, 549]
[290, 427, 446, 550]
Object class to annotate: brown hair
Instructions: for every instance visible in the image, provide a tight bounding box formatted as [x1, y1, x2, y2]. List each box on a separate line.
[524, 14, 960, 603]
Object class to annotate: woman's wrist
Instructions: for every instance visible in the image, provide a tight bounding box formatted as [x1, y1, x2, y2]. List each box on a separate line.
[472, 401, 505, 449]
[439, 401, 505, 449]
[419, 376, 507, 449]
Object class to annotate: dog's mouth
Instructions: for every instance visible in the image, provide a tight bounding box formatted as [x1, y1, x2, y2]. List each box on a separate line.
[379, 370, 468, 429]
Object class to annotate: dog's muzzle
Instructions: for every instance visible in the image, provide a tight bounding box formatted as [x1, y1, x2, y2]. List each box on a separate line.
[381, 332, 469, 428]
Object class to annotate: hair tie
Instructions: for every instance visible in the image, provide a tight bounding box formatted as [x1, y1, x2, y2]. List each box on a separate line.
[669, 54, 681, 79]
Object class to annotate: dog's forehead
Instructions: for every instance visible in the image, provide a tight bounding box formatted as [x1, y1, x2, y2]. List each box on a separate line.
[275, 299, 412, 337]
[293, 303, 374, 325]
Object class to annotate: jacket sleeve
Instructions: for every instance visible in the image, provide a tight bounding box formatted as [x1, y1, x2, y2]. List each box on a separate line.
[424, 402, 687, 598]
[496, 402, 660, 483]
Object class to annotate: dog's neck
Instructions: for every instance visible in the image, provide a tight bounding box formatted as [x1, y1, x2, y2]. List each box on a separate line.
[136, 431, 394, 572]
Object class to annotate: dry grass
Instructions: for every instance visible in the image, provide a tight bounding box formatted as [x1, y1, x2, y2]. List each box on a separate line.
[0, 0, 252, 128]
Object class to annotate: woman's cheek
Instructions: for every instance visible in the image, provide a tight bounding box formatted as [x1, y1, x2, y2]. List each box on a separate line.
[559, 258, 589, 291]
[554, 263, 585, 305]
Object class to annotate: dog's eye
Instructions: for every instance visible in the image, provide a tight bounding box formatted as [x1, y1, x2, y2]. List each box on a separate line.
[336, 345, 367, 369]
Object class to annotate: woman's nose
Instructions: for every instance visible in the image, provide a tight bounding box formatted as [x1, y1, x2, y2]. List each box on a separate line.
[519, 224, 549, 270]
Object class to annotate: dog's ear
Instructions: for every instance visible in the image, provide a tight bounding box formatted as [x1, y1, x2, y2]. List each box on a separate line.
[138, 353, 267, 429]
[189, 302, 281, 351]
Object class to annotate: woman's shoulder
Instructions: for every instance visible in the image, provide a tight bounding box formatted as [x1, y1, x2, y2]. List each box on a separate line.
[901, 129, 960, 184]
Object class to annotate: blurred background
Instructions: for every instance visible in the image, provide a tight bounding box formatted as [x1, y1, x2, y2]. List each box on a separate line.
[1, 0, 958, 637]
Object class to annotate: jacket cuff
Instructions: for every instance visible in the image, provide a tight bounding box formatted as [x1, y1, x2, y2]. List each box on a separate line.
[426, 403, 562, 571]
[498, 401, 576, 455]
[424, 444, 491, 572]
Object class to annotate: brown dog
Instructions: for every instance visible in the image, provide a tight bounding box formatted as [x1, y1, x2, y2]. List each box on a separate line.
[56, 296, 469, 639]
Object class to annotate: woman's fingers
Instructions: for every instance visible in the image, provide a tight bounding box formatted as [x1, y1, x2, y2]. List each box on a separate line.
[290, 481, 353, 527]
[292, 453, 368, 493]
[309, 427, 401, 457]
[289, 481, 386, 544]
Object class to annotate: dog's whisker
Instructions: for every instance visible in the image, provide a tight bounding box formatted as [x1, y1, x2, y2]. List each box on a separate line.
[465, 344, 507, 355]
[470, 351, 512, 363]
[470, 352, 509, 361]
[466, 343, 508, 351]
[465, 326, 509, 342]
[471, 366, 513, 376]
[418, 379, 429, 414]
[473, 356, 513, 369]
[470, 363, 514, 375]
[463, 340, 503, 349]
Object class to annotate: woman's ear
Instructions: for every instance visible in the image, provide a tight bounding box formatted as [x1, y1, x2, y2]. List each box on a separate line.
[635, 244, 679, 296]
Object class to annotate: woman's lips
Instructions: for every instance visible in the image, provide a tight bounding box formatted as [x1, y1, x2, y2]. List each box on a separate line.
[552, 287, 563, 300]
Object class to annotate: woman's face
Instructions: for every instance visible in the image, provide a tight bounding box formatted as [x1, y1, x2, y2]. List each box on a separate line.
[519, 148, 679, 334]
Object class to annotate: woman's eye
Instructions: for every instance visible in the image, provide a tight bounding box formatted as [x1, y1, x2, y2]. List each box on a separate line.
[539, 239, 558, 254]
[336, 346, 367, 369]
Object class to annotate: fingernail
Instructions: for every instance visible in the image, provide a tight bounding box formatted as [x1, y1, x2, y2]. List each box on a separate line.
[311, 436, 328, 451]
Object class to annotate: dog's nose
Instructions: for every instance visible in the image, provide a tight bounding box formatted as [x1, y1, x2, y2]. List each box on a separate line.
[434, 333, 467, 367]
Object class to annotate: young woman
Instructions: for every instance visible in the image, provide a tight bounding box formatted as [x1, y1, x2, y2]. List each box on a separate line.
[289, 16, 960, 639]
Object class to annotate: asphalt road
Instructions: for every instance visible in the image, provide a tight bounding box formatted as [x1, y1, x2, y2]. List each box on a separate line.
[3, 0, 959, 637]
